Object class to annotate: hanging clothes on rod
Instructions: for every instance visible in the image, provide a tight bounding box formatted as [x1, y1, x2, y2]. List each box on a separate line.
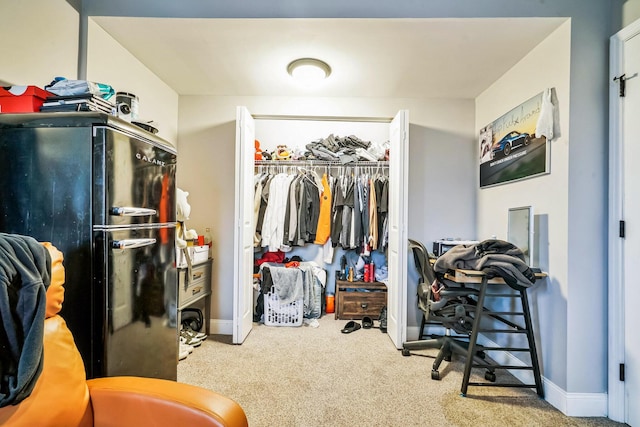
[254, 161, 389, 254]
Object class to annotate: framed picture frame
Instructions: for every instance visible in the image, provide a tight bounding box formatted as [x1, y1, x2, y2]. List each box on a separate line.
[479, 91, 550, 188]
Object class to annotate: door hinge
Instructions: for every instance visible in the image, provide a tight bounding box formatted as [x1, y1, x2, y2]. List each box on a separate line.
[620, 220, 625, 238]
[620, 363, 625, 381]
[614, 74, 626, 97]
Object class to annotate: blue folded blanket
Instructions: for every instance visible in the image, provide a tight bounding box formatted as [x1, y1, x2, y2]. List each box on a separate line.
[0, 233, 51, 407]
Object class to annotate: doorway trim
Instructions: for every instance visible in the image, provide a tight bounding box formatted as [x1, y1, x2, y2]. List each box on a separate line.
[233, 110, 408, 347]
[607, 17, 640, 423]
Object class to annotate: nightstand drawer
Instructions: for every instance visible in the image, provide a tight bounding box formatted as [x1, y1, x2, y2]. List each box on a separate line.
[339, 292, 386, 319]
[178, 261, 211, 308]
[335, 280, 387, 320]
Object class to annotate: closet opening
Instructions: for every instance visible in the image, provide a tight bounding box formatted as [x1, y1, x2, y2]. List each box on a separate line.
[233, 108, 408, 347]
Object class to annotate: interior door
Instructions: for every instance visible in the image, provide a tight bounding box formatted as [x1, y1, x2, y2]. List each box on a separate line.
[622, 31, 640, 427]
[610, 18, 640, 425]
[233, 106, 255, 344]
[386, 110, 409, 348]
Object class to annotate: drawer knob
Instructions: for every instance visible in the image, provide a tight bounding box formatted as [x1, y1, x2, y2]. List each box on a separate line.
[361, 302, 368, 309]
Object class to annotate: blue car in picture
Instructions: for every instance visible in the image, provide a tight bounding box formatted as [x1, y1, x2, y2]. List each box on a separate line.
[491, 131, 531, 157]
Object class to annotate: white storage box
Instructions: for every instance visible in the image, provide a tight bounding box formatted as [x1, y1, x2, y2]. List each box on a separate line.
[176, 245, 209, 267]
[191, 245, 209, 264]
[263, 287, 303, 327]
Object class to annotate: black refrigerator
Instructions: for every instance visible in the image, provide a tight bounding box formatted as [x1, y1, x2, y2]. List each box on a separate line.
[0, 112, 178, 380]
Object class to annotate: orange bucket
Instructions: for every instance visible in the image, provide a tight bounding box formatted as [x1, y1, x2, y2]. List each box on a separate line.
[326, 294, 335, 314]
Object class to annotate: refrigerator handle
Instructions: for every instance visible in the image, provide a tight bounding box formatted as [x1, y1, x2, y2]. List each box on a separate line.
[111, 238, 157, 250]
[110, 206, 158, 217]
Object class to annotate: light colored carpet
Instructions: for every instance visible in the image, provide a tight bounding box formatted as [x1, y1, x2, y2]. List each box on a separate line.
[178, 316, 623, 427]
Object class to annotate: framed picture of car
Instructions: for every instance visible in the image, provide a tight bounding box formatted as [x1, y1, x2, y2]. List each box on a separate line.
[479, 91, 551, 188]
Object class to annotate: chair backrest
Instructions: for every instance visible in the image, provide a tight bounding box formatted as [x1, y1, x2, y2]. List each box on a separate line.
[408, 238, 436, 285]
[408, 239, 437, 316]
[408, 238, 477, 334]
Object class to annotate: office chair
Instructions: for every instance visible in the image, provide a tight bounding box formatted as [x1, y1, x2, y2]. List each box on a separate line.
[402, 239, 495, 381]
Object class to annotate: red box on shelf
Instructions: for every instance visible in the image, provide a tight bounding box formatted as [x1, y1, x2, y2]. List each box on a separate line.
[0, 86, 53, 113]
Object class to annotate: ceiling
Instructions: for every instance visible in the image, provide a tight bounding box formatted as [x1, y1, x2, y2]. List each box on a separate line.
[91, 17, 567, 99]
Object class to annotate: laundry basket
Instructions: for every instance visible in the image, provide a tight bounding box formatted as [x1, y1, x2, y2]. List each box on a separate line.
[263, 287, 303, 327]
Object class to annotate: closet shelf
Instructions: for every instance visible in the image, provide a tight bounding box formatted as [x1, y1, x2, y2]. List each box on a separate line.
[255, 160, 389, 167]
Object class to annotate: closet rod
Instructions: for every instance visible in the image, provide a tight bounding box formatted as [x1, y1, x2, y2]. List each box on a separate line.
[255, 160, 389, 167]
[252, 114, 393, 123]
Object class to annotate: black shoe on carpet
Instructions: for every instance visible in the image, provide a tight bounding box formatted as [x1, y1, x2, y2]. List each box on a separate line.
[341, 320, 361, 333]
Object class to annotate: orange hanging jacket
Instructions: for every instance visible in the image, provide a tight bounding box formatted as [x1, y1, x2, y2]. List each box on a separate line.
[314, 173, 332, 245]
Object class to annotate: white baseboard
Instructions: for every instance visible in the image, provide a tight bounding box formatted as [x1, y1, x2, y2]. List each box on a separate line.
[543, 378, 608, 417]
[404, 329, 607, 417]
[478, 335, 608, 417]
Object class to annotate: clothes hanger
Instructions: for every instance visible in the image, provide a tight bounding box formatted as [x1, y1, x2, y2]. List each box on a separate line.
[296, 166, 319, 189]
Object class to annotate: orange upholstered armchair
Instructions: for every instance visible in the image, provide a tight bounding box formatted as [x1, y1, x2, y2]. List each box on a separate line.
[0, 242, 248, 427]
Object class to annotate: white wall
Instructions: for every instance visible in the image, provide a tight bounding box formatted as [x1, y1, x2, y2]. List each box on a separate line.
[11, 0, 620, 415]
[476, 20, 585, 410]
[0, 0, 78, 86]
[86, 19, 179, 144]
[564, 4, 611, 408]
[623, 0, 640, 27]
[177, 95, 476, 325]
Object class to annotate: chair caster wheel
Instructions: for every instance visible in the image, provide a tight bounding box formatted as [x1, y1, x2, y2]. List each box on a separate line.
[431, 370, 441, 381]
[402, 348, 411, 357]
[485, 371, 496, 382]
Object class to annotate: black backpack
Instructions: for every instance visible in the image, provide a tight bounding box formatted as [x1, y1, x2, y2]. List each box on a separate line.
[181, 308, 203, 332]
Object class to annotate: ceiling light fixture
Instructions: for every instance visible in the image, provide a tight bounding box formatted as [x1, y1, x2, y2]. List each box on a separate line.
[287, 58, 332, 85]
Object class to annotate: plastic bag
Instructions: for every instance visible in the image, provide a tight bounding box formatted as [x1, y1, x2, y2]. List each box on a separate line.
[367, 140, 389, 161]
[45, 77, 115, 100]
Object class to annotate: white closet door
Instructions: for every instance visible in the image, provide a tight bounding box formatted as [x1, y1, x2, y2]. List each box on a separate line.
[233, 106, 255, 344]
[610, 19, 640, 424]
[621, 29, 640, 427]
[386, 110, 409, 349]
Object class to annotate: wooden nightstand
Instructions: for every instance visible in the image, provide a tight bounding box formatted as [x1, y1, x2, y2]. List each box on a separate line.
[177, 259, 212, 335]
[335, 279, 387, 320]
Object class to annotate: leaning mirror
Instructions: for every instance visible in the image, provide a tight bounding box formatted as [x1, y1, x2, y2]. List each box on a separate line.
[508, 206, 534, 267]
